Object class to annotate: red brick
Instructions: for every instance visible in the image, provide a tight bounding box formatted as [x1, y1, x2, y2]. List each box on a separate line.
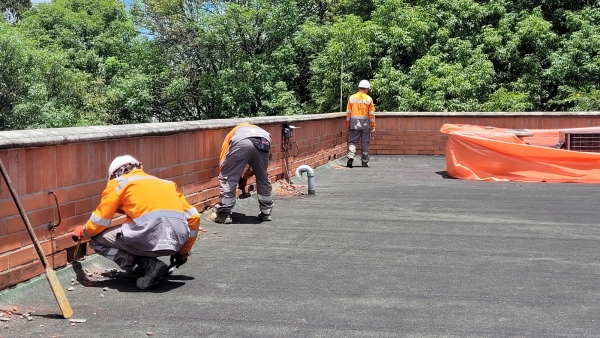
[0, 267, 23, 290]
[53, 233, 79, 252]
[0, 200, 18, 218]
[20, 225, 45, 247]
[9, 246, 34, 267]
[27, 207, 54, 228]
[85, 181, 106, 198]
[41, 147, 56, 191]
[22, 260, 44, 281]
[56, 145, 69, 187]
[40, 239, 55, 256]
[54, 201, 75, 220]
[0, 254, 7, 272]
[75, 198, 94, 216]
[32, 148, 44, 194]
[66, 186, 87, 202]
[0, 152, 9, 200]
[65, 214, 90, 232]
[0, 233, 21, 253]
[63, 145, 76, 186]
[7, 216, 23, 234]
[22, 193, 49, 211]
[48, 251, 67, 269]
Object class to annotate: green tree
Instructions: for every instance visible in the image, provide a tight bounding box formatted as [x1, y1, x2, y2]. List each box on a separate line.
[546, 7, 600, 110]
[15, 0, 154, 126]
[133, 0, 302, 120]
[0, 21, 39, 129]
[476, 7, 556, 110]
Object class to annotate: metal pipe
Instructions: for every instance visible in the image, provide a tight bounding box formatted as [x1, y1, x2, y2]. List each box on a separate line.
[295, 165, 315, 195]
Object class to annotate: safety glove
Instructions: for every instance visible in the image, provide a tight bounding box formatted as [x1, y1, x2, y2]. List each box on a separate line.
[72, 225, 84, 242]
[170, 252, 188, 268]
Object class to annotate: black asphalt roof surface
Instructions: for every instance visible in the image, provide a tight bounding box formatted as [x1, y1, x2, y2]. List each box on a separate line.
[1, 155, 599, 338]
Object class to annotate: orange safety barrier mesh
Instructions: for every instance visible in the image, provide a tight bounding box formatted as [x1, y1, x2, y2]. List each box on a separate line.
[440, 124, 600, 183]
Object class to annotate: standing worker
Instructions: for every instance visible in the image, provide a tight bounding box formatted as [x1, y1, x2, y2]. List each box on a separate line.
[210, 123, 274, 224]
[346, 80, 376, 168]
[71, 155, 201, 290]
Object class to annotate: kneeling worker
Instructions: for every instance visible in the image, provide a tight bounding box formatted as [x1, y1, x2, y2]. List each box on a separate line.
[72, 155, 201, 289]
[210, 123, 274, 224]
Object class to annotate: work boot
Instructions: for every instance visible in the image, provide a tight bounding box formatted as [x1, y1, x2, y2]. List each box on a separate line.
[346, 158, 353, 168]
[212, 213, 232, 224]
[362, 161, 369, 167]
[135, 257, 168, 290]
[257, 212, 272, 221]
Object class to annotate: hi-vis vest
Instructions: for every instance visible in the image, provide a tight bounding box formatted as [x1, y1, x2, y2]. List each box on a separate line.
[83, 169, 200, 255]
[219, 123, 272, 168]
[346, 91, 375, 130]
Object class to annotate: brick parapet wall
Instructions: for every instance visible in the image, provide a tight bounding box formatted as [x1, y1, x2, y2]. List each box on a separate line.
[1, 112, 600, 290]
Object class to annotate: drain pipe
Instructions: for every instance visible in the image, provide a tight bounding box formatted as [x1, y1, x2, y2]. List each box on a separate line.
[295, 165, 316, 196]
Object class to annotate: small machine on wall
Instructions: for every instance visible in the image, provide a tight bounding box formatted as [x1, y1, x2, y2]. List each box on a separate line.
[282, 123, 299, 139]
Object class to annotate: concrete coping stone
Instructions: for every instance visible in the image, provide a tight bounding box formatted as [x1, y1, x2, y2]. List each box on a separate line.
[1, 111, 599, 149]
[0, 113, 346, 150]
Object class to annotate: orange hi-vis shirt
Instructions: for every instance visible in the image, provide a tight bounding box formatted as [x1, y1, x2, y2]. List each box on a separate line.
[83, 169, 201, 255]
[346, 91, 375, 130]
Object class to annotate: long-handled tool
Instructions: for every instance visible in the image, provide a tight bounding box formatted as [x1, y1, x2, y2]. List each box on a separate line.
[0, 159, 73, 319]
[73, 239, 82, 259]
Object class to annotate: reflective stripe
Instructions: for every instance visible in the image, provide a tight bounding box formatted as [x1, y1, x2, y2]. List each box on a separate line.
[257, 193, 272, 202]
[106, 248, 119, 260]
[221, 196, 236, 205]
[349, 97, 372, 104]
[90, 213, 111, 226]
[133, 209, 186, 225]
[184, 207, 199, 218]
[189, 230, 199, 237]
[116, 174, 169, 192]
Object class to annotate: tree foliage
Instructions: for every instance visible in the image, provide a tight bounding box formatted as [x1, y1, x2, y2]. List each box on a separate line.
[2, 0, 600, 130]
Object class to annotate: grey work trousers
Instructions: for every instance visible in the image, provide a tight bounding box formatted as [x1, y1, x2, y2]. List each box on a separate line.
[216, 138, 273, 216]
[348, 128, 371, 164]
[89, 225, 176, 271]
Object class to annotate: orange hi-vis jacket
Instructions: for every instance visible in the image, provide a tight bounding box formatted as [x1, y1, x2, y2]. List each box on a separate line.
[219, 123, 271, 171]
[83, 169, 200, 255]
[346, 91, 375, 130]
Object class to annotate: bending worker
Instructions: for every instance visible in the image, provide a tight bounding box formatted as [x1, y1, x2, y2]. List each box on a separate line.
[210, 123, 274, 224]
[346, 80, 375, 168]
[72, 155, 201, 290]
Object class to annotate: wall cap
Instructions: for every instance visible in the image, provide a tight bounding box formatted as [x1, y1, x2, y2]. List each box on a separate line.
[374, 111, 600, 117]
[0, 113, 345, 150]
[2, 111, 600, 149]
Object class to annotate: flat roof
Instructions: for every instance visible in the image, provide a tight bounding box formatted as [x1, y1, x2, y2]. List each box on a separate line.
[1, 155, 598, 336]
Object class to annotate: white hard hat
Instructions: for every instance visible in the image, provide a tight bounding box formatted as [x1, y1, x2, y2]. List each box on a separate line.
[358, 80, 371, 89]
[108, 155, 139, 179]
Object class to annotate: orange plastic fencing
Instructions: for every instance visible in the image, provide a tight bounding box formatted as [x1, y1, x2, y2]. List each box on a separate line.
[440, 124, 600, 183]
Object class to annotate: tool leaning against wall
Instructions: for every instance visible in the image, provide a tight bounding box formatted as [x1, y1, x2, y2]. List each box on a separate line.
[0, 159, 73, 319]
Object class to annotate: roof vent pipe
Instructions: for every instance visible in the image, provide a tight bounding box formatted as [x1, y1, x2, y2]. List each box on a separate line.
[295, 165, 315, 196]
